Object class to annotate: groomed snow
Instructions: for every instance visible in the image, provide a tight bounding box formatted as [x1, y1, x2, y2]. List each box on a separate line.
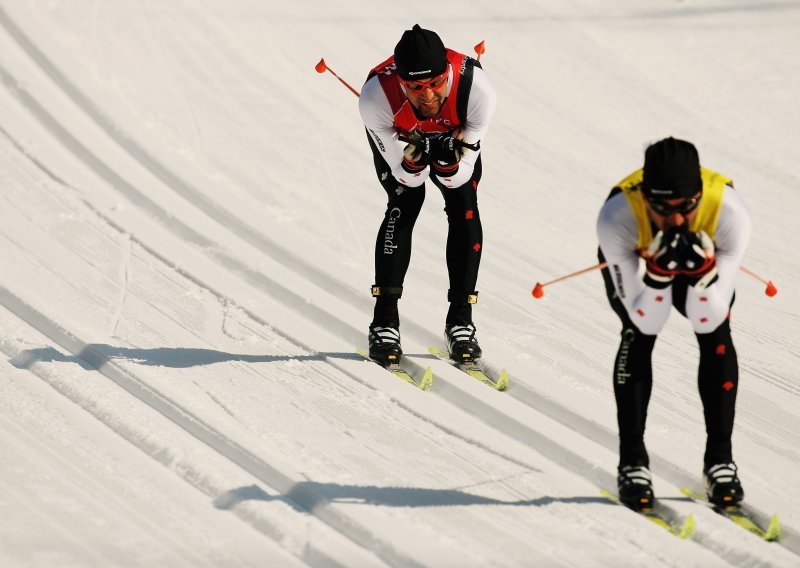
[0, 1, 798, 566]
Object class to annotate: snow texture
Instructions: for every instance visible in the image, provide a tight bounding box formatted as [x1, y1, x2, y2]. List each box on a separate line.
[0, 0, 798, 566]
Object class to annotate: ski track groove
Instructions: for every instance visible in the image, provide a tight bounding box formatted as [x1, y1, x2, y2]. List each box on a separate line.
[0, 19, 549, 479]
[0, 285, 409, 568]
[1, 4, 797, 563]
[0, 3, 365, 310]
[1, 223, 778, 566]
[0, 133, 559, 562]
[0, 339, 343, 568]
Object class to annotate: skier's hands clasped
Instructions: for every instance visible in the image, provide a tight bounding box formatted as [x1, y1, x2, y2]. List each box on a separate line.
[674, 230, 718, 288]
[401, 130, 477, 177]
[645, 228, 718, 289]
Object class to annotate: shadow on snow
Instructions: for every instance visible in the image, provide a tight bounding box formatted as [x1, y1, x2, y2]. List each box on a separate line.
[214, 482, 611, 511]
[9, 344, 363, 370]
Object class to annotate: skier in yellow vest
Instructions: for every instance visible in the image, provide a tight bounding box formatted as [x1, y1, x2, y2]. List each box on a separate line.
[596, 137, 752, 511]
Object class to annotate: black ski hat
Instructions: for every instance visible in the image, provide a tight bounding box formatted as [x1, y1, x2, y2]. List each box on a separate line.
[394, 24, 447, 80]
[642, 137, 703, 199]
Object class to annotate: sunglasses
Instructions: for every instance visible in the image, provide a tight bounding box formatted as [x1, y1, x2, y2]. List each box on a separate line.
[401, 71, 448, 92]
[646, 193, 701, 216]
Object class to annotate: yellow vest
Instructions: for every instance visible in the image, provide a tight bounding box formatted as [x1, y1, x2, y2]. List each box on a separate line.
[615, 167, 732, 253]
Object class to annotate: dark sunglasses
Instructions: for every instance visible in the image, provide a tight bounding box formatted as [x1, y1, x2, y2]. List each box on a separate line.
[401, 71, 448, 92]
[646, 194, 701, 216]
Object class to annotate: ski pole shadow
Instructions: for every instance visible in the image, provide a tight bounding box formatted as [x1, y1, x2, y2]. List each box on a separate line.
[8, 344, 364, 370]
[214, 482, 612, 512]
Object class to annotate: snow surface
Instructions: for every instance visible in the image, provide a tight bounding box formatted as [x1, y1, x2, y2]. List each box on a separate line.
[0, 0, 798, 566]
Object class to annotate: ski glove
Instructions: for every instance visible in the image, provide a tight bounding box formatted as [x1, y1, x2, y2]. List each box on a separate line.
[644, 228, 683, 288]
[401, 131, 432, 174]
[674, 230, 718, 289]
[431, 134, 467, 176]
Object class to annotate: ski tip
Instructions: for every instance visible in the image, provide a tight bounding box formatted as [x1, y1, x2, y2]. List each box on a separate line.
[765, 514, 781, 542]
[419, 367, 434, 391]
[679, 513, 696, 539]
[495, 369, 509, 391]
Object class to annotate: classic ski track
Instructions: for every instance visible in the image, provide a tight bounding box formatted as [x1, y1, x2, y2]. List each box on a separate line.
[0, 217, 770, 566]
[0, 4, 366, 312]
[398, 357, 798, 565]
[477, 362, 799, 552]
[0, 113, 599, 565]
[0, 285, 413, 568]
[0, 151, 747, 566]
[0, 249, 757, 566]
[1, 5, 797, 564]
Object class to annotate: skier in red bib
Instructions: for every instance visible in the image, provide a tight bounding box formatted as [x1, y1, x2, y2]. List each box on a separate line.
[597, 137, 752, 510]
[359, 24, 496, 365]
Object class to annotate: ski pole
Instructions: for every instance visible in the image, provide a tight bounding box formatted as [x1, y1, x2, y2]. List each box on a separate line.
[317, 39, 485, 98]
[315, 58, 360, 98]
[740, 266, 778, 297]
[532, 263, 778, 299]
[532, 262, 606, 298]
[474, 40, 486, 61]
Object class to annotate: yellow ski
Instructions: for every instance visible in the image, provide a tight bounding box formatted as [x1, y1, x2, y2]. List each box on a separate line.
[428, 347, 508, 391]
[680, 488, 780, 541]
[356, 349, 433, 391]
[602, 490, 695, 539]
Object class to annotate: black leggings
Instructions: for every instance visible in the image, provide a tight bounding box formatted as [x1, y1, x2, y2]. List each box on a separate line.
[599, 249, 739, 469]
[368, 132, 483, 323]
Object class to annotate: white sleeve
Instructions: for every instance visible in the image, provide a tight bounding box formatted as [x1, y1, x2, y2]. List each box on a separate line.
[597, 193, 673, 335]
[685, 185, 752, 332]
[434, 66, 497, 188]
[358, 75, 429, 188]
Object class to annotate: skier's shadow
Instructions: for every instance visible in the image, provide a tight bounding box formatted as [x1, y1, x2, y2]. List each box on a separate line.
[9, 345, 363, 371]
[214, 482, 612, 511]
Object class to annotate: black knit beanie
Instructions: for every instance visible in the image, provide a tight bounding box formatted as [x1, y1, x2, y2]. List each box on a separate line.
[642, 137, 703, 199]
[394, 24, 447, 80]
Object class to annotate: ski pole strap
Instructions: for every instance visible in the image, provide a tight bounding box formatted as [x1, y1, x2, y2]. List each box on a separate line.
[371, 285, 403, 298]
[455, 139, 480, 152]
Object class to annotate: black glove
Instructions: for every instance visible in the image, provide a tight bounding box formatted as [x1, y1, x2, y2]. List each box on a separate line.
[430, 134, 466, 176]
[401, 131, 432, 173]
[644, 228, 682, 288]
[674, 230, 718, 289]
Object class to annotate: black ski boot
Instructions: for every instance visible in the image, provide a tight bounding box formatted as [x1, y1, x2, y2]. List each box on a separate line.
[368, 325, 402, 366]
[617, 465, 654, 511]
[445, 323, 482, 363]
[704, 462, 744, 508]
